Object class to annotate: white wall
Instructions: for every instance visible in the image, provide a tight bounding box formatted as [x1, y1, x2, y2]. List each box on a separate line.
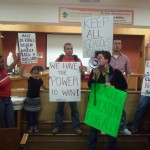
[0, 3, 58, 24]
[0, 3, 150, 27]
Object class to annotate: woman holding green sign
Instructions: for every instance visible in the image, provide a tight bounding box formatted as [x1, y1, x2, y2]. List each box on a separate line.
[87, 51, 127, 150]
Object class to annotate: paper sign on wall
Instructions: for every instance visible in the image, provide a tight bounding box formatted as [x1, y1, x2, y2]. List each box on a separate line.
[18, 33, 38, 64]
[49, 62, 81, 102]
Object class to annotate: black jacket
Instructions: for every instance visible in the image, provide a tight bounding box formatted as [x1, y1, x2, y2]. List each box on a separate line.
[88, 65, 127, 91]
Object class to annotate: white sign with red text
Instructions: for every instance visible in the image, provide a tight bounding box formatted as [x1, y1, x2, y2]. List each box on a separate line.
[18, 33, 38, 64]
[141, 61, 150, 96]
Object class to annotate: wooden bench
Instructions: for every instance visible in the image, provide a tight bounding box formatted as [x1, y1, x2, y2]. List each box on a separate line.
[0, 128, 28, 150]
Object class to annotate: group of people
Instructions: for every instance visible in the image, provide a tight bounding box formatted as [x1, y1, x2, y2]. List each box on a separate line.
[0, 39, 150, 150]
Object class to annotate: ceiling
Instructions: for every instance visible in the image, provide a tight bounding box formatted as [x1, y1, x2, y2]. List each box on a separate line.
[0, 0, 150, 9]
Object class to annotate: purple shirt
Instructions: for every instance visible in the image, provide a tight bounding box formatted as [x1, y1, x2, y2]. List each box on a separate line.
[110, 53, 131, 75]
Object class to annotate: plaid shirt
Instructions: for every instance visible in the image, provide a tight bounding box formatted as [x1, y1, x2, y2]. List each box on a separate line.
[110, 53, 131, 76]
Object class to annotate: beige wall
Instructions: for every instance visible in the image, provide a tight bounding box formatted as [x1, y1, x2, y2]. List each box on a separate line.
[12, 89, 141, 122]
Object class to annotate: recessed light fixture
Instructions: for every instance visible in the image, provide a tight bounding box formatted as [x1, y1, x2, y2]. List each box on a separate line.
[0, 33, 4, 38]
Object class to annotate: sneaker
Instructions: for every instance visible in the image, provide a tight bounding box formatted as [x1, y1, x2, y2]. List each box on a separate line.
[52, 127, 61, 134]
[101, 131, 106, 135]
[27, 126, 33, 133]
[130, 128, 138, 134]
[73, 128, 82, 134]
[120, 128, 132, 135]
[33, 126, 39, 133]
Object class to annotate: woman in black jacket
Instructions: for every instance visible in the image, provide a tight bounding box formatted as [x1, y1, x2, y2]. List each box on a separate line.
[87, 51, 127, 150]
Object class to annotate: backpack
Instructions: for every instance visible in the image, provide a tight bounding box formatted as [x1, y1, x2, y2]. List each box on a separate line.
[58, 54, 78, 62]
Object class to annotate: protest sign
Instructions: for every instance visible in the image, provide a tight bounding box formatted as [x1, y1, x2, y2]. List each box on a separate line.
[84, 83, 127, 137]
[141, 61, 150, 96]
[18, 33, 37, 64]
[49, 62, 81, 102]
[81, 15, 113, 58]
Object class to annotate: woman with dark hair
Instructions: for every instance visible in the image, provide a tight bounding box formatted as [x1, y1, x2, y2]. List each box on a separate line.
[87, 51, 127, 150]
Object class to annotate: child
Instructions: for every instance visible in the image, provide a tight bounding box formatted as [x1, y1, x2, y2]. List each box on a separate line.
[19, 65, 48, 133]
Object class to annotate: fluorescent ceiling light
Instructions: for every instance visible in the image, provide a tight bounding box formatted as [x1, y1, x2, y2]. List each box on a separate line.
[80, 0, 100, 2]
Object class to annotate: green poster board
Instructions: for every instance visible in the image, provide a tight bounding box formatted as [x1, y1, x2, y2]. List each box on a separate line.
[84, 83, 127, 137]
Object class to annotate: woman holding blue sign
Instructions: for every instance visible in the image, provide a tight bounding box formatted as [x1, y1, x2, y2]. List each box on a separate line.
[87, 51, 127, 150]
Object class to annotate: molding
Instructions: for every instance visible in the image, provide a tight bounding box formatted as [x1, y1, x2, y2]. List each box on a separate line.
[1, 24, 150, 35]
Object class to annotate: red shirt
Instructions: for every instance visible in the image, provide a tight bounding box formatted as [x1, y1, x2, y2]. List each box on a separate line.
[55, 55, 83, 66]
[0, 68, 11, 97]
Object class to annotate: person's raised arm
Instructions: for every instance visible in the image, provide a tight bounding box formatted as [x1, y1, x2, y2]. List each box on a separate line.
[41, 84, 49, 90]
[19, 64, 29, 80]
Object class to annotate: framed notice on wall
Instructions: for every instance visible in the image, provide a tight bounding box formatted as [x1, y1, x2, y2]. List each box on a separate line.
[59, 7, 134, 25]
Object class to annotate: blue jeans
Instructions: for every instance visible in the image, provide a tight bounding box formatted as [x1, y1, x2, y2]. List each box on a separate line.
[131, 95, 150, 129]
[0, 98, 15, 128]
[55, 102, 81, 128]
[120, 109, 127, 131]
[88, 127, 117, 150]
[27, 111, 39, 127]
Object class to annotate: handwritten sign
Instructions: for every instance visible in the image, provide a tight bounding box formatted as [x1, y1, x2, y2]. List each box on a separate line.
[141, 61, 150, 96]
[49, 62, 81, 102]
[18, 33, 37, 64]
[81, 16, 113, 58]
[84, 84, 127, 137]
